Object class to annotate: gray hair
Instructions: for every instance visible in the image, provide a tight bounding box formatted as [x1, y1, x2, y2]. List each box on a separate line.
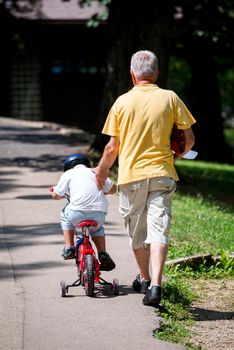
[130, 50, 158, 81]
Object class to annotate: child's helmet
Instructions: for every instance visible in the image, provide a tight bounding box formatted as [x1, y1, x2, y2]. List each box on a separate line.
[63, 153, 91, 172]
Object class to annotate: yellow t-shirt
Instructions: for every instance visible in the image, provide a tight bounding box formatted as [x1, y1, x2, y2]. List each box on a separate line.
[102, 84, 196, 185]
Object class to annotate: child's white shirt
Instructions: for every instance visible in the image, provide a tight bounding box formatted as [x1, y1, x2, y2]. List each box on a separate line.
[53, 165, 113, 213]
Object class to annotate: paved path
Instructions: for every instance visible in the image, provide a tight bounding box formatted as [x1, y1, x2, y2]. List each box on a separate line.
[0, 117, 185, 350]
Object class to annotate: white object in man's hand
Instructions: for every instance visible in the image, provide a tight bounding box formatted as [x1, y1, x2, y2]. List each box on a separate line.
[182, 150, 198, 159]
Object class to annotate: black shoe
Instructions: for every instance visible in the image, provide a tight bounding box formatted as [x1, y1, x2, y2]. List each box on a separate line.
[98, 251, 116, 271]
[142, 285, 162, 307]
[61, 247, 75, 260]
[132, 274, 151, 294]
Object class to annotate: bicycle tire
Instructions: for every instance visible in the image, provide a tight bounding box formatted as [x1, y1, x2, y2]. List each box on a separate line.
[84, 254, 95, 297]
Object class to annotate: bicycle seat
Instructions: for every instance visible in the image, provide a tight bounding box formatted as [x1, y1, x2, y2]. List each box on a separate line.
[78, 220, 97, 227]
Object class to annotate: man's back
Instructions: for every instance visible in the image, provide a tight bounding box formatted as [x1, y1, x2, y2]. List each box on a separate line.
[103, 84, 195, 184]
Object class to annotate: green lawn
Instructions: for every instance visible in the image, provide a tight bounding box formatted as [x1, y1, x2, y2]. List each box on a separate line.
[169, 160, 234, 259]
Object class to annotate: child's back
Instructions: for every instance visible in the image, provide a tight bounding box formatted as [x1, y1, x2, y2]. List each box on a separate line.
[55, 164, 113, 212]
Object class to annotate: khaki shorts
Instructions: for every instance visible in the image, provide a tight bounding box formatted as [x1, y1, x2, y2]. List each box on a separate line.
[119, 177, 176, 249]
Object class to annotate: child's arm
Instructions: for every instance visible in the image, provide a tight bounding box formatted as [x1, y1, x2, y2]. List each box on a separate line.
[49, 186, 62, 200]
[51, 192, 62, 200]
[104, 184, 117, 195]
[50, 171, 70, 200]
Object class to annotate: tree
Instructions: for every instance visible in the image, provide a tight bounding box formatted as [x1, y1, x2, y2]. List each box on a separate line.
[0, 3, 11, 116]
[172, 0, 234, 163]
[92, 0, 174, 150]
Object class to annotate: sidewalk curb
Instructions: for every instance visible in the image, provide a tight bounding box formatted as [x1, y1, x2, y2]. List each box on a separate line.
[166, 253, 234, 268]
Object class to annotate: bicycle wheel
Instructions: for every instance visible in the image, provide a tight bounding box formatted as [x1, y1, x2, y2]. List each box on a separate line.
[60, 280, 67, 297]
[84, 254, 95, 297]
[112, 278, 119, 295]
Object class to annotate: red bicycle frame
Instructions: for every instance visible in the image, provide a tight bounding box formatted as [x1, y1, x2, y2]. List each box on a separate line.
[77, 221, 100, 284]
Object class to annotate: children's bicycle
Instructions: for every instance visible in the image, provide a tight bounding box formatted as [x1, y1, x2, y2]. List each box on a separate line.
[60, 220, 119, 297]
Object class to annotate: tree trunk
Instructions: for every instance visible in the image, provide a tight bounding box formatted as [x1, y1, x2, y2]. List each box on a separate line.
[0, 6, 11, 116]
[186, 37, 233, 163]
[92, 0, 174, 151]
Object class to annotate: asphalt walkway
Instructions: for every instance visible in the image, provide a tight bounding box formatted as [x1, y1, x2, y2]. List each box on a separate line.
[0, 117, 185, 350]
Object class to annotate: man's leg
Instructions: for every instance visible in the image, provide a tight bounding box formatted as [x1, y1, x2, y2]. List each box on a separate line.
[132, 246, 150, 281]
[119, 180, 151, 289]
[142, 177, 175, 306]
[150, 242, 168, 286]
[142, 242, 167, 306]
[146, 178, 176, 285]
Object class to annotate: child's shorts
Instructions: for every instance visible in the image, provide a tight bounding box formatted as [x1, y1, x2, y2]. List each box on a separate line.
[61, 205, 106, 237]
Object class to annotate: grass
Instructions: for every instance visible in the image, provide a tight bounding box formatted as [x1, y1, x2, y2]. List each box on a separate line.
[154, 158, 234, 349]
[155, 278, 200, 349]
[169, 160, 234, 259]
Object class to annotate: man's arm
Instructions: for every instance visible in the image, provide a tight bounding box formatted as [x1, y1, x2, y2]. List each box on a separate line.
[174, 127, 195, 160]
[95, 136, 120, 189]
[104, 184, 117, 195]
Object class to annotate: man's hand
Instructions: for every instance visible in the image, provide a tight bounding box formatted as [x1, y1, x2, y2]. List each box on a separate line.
[173, 152, 182, 161]
[95, 166, 109, 190]
[173, 127, 195, 161]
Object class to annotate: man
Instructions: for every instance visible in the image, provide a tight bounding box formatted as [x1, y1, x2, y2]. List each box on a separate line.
[95, 50, 196, 307]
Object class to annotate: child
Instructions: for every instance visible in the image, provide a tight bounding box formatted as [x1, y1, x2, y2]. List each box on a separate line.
[51, 153, 116, 271]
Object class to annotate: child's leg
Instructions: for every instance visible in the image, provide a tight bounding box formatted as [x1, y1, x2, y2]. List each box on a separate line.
[88, 212, 115, 271]
[89, 212, 106, 253]
[63, 229, 75, 248]
[92, 236, 106, 253]
[91, 232, 116, 271]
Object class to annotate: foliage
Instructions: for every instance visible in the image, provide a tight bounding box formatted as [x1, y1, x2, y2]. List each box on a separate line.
[173, 0, 234, 60]
[224, 128, 234, 158]
[166, 251, 234, 279]
[220, 70, 234, 125]
[155, 278, 200, 349]
[163, 278, 195, 306]
[78, 0, 110, 27]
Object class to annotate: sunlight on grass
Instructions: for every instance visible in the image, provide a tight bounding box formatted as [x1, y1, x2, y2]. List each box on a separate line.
[169, 160, 234, 259]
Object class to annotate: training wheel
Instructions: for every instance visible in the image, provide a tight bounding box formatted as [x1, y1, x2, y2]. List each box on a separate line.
[112, 278, 119, 295]
[60, 280, 67, 297]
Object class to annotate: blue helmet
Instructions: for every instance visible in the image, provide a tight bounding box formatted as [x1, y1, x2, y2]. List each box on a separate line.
[63, 153, 91, 172]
